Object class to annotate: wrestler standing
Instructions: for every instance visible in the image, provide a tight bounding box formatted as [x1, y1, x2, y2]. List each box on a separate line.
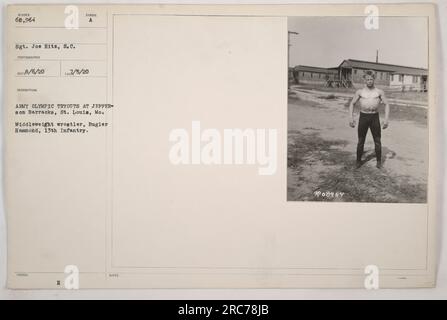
[348, 70, 390, 169]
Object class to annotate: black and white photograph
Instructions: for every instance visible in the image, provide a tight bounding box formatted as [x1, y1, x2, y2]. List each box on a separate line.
[2, 1, 444, 297]
[287, 17, 429, 203]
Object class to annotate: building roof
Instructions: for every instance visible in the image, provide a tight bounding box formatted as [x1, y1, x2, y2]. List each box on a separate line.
[294, 65, 338, 74]
[340, 59, 428, 76]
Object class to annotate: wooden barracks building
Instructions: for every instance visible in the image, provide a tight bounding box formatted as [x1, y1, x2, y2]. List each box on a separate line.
[292, 59, 428, 91]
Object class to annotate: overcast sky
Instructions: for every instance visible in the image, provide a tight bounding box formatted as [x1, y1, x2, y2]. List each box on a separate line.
[288, 17, 428, 69]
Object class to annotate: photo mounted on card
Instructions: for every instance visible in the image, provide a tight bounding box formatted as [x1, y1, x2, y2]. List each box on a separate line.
[287, 16, 428, 203]
[4, 4, 438, 289]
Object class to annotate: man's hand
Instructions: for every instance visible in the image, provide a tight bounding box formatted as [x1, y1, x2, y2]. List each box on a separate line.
[382, 120, 389, 129]
[349, 119, 356, 128]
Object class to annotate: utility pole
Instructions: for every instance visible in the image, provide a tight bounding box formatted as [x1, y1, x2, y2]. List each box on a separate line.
[376, 49, 379, 63]
[288, 31, 299, 90]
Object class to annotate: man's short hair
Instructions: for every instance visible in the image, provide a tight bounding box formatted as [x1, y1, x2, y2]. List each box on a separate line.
[363, 69, 376, 79]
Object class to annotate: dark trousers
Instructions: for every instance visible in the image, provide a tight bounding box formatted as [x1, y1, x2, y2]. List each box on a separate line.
[357, 112, 382, 163]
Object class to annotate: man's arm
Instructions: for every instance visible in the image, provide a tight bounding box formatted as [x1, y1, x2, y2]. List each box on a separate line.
[379, 89, 390, 129]
[349, 90, 361, 127]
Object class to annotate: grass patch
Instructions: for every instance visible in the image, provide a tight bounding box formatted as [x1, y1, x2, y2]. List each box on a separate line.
[287, 130, 427, 203]
[318, 94, 337, 100]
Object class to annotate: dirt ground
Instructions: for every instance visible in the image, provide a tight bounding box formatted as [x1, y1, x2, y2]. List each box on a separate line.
[287, 89, 428, 203]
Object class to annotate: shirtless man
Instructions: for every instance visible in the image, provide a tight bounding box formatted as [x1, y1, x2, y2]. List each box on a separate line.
[348, 70, 390, 169]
